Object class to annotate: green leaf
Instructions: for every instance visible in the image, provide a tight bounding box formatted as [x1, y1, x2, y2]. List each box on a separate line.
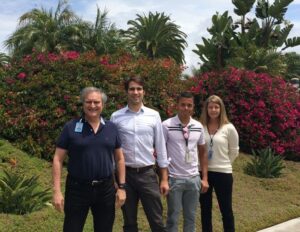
[283, 37, 300, 50]
[0, 170, 51, 215]
[232, 0, 256, 16]
[245, 147, 285, 178]
[269, 0, 293, 21]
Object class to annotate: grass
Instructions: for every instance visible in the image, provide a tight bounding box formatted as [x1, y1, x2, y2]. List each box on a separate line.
[0, 138, 299, 231]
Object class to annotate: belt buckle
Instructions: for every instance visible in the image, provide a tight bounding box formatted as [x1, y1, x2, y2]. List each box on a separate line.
[92, 180, 100, 186]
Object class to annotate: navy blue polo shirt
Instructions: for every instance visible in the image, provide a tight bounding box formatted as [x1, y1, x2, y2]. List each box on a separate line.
[56, 117, 121, 181]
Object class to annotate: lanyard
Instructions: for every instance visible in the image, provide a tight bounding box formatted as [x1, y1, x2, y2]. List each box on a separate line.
[179, 124, 191, 147]
[208, 127, 218, 149]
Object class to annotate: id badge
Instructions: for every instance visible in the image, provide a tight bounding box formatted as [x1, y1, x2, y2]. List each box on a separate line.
[185, 149, 193, 163]
[208, 149, 213, 160]
[75, 122, 83, 133]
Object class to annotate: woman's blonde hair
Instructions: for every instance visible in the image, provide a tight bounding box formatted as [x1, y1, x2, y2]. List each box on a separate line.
[200, 95, 229, 127]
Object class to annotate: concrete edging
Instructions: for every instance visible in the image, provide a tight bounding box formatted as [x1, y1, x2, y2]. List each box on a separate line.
[257, 218, 300, 232]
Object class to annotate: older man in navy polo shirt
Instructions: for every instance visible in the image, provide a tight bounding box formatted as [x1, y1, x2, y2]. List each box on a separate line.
[52, 87, 126, 232]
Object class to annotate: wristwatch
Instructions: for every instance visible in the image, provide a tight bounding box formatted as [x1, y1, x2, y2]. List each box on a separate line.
[118, 183, 126, 190]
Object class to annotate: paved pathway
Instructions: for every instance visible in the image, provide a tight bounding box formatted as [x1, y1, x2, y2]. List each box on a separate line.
[257, 218, 300, 232]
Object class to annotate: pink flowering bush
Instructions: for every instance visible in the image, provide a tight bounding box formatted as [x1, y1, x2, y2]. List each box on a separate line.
[0, 50, 185, 159]
[191, 67, 300, 159]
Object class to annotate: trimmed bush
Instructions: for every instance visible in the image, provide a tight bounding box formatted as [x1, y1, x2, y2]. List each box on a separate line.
[191, 67, 300, 158]
[0, 50, 186, 159]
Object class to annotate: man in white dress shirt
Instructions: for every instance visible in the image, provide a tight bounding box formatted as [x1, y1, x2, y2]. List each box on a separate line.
[110, 76, 169, 232]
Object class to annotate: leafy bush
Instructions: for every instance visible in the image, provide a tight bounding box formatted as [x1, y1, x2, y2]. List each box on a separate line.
[0, 169, 51, 215]
[191, 67, 300, 158]
[0, 50, 186, 159]
[245, 148, 285, 178]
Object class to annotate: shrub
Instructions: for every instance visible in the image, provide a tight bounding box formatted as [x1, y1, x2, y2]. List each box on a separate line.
[245, 148, 285, 178]
[191, 67, 300, 158]
[0, 50, 186, 159]
[0, 169, 51, 215]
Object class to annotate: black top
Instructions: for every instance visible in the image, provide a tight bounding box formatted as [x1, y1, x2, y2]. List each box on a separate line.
[56, 118, 121, 181]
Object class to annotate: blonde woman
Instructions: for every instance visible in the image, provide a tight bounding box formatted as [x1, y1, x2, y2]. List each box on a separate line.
[199, 95, 239, 232]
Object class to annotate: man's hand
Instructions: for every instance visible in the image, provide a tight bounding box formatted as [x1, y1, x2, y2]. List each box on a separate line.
[53, 190, 64, 212]
[160, 179, 169, 196]
[200, 179, 209, 193]
[115, 189, 126, 208]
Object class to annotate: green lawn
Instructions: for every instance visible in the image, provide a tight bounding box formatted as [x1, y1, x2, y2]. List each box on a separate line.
[0, 139, 299, 232]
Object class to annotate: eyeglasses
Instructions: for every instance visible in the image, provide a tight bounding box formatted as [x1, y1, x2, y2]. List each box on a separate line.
[84, 100, 101, 105]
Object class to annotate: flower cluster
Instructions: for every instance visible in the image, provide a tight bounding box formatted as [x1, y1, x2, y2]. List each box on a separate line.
[17, 72, 26, 80]
[191, 67, 300, 158]
[0, 50, 185, 159]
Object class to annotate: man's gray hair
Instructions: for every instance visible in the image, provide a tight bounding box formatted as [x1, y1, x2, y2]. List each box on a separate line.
[80, 87, 107, 104]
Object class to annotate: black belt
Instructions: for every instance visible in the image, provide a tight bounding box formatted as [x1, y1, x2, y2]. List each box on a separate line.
[126, 165, 154, 173]
[67, 175, 112, 186]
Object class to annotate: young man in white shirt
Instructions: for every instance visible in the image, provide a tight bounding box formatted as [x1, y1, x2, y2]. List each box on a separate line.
[111, 76, 169, 232]
[162, 92, 209, 232]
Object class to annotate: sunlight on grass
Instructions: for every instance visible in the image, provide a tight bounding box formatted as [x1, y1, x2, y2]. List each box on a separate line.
[0, 140, 299, 232]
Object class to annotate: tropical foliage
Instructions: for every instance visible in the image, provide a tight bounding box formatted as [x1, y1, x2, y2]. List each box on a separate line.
[193, 0, 300, 75]
[0, 50, 185, 159]
[4, 0, 82, 57]
[123, 12, 187, 64]
[0, 52, 10, 67]
[0, 169, 51, 215]
[81, 7, 126, 55]
[191, 67, 300, 158]
[245, 147, 285, 178]
[283, 52, 300, 81]
[4, 0, 125, 58]
[193, 11, 237, 72]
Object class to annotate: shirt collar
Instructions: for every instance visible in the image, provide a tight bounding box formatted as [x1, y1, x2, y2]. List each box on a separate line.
[100, 117, 106, 125]
[125, 104, 145, 113]
[175, 114, 193, 127]
[81, 116, 106, 125]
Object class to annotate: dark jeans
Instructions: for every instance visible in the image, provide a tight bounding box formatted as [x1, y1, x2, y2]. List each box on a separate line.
[63, 175, 116, 232]
[122, 167, 166, 232]
[200, 171, 235, 232]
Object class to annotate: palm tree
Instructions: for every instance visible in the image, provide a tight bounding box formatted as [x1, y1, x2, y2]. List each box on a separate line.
[123, 12, 187, 64]
[0, 52, 10, 67]
[4, 0, 83, 57]
[81, 7, 126, 55]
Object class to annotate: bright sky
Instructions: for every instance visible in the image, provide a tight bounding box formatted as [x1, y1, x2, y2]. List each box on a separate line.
[1, 0, 299, 73]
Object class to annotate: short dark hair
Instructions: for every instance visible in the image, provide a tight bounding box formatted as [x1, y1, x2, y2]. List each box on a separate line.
[176, 92, 194, 103]
[124, 76, 144, 91]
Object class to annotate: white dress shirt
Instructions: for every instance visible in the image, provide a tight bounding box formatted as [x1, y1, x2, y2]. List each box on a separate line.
[110, 105, 169, 168]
